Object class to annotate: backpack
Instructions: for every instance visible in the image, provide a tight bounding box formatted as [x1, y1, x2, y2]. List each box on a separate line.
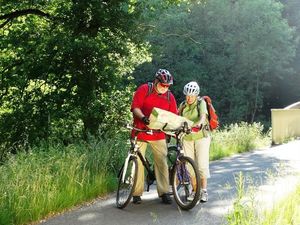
[179, 96, 219, 130]
[147, 82, 171, 102]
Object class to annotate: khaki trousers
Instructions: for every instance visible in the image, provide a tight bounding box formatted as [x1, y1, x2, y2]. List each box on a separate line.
[133, 140, 170, 197]
[183, 137, 211, 178]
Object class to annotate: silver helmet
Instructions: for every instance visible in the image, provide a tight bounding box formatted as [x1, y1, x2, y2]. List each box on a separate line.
[183, 81, 200, 96]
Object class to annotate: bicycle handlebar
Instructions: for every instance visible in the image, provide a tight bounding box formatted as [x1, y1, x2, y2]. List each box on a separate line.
[126, 124, 160, 135]
[126, 121, 195, 136]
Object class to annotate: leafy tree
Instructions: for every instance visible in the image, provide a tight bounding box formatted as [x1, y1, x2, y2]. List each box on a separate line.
[278, 0, 300, 106]
[134, 0, 296, 124]
[0, 0, 150, 150]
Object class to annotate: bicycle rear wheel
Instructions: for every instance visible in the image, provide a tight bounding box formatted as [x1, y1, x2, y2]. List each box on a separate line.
[116, 156, 138, 209]
[171, 156, 200, 210]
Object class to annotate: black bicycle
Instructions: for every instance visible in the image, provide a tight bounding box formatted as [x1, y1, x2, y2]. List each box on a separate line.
[116, 122, 201, 210]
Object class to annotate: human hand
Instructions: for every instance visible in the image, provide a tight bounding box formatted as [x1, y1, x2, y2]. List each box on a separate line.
[192, 124, 202, 132]
[141, 116, 150, 125]
[166, 135, 171, 143]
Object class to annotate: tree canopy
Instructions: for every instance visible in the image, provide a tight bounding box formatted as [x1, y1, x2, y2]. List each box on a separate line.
[1, 0, 299, 154]
[134, 0, 297, 124]
[0, 0, 151, 148]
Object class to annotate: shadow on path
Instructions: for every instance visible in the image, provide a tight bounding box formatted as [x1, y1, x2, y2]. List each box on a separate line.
[40, 141, 300, 225]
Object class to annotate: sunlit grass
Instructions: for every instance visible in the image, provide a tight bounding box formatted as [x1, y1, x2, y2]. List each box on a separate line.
[262, 184, 300, 225]
[0, 122, 271, 225]
[0, 137, 127, 225]
[210, 122, 271, 160]
[226, 172, 300, 225]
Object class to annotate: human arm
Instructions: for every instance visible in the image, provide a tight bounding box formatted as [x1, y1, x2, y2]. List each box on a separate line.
[169, 92, 178, 115]
[131, 84, 151, 125]
[194, 100, 208, 129]
[132, 108, 149, 125]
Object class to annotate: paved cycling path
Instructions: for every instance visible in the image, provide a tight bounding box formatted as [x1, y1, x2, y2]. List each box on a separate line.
[39, 140, 300, 225]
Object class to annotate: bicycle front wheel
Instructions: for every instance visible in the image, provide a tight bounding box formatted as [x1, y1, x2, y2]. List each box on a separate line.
[171, 156, 200, 210]
[116, 156, 138, 209]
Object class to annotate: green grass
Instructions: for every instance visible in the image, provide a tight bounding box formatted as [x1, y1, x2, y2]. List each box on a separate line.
[226, 172, 300, 225]
[0, 122, 271, 225]
[210, 122, 270, 161]
[262, 184, 300, 225]
[0, 137, 127, 225]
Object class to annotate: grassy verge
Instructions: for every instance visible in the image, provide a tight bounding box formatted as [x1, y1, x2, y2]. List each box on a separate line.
[263, 184, 300, 225]
[0, 137, 127, 225]
[0, 122, 270, 225]
[226, 172, 300, 225]
[210, 122, 270, 160]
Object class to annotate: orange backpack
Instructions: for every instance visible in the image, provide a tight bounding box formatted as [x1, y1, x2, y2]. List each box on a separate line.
[201, 96, 219, 130]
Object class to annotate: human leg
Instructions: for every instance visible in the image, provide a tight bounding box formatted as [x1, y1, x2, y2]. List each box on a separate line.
[182, 140, 197, 190]
[149, 140, 171, 203]
[182, 140, 195, 160]
[195, 137, 211, 202]
[132, 141, 147, 202]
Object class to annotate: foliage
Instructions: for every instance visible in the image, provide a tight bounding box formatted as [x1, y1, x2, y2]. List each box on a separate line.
[0, 122, 270, 224]
[210, 122, 271, 160]
[1, 0, 299, 156]
[226, 172, 300, 225]
[226, 172, 257, 225]
[134, 0, 297, 125]
[0, 135, 128, 225]
[0, 0, 150, 152]
[262, 183, 300, 225]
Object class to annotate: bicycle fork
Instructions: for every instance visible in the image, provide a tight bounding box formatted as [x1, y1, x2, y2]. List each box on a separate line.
[176, 162, 191, 184]
[121, 153, 136, 183]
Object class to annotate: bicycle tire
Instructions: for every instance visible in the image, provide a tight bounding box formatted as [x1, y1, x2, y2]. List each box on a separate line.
[171, 155, 201, 210]
[116, 156, 138, 209]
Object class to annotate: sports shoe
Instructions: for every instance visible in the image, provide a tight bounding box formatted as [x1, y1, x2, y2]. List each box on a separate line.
[161, 193, 172, 204]
[200, 190, 208, 203]
[132, 196, 142, 204]
[187, 191, 195, 202]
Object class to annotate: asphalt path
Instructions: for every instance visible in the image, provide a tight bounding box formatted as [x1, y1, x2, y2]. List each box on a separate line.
[39, 140, 300, 225]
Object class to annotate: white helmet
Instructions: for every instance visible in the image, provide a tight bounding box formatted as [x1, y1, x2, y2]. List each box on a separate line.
[183, 81, 200, 96]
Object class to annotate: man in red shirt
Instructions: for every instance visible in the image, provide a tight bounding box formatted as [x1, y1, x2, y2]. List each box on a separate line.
[131, 69, 178, 204]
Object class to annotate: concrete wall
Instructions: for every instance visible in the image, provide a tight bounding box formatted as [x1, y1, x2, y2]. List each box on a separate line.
[271, 108, 300, 144]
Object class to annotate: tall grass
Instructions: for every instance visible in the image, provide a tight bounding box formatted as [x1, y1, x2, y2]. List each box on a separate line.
[0, 136, 128, 225]
[262, 184, 300, 225]
[0, 122, 271, 225]
[210, 122, 271, 160]
[227, 173, 300, 225]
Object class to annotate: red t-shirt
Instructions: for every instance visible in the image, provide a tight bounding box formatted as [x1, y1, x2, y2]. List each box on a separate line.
[131, 83, 178, 141]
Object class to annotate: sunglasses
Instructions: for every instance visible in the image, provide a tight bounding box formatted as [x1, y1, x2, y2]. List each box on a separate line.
[159, 83, 170, 88]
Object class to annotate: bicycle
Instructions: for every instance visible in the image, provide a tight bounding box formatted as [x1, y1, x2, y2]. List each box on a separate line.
[116, 122, 201, 210]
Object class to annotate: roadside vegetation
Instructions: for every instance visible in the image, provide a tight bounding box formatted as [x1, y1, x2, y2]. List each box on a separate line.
[227, 172, 300, 225]
[0, 135, 128, 225]
[210, 122, 270, 160]
[0, 122, 270, 225]
[1, 1, 299, 224]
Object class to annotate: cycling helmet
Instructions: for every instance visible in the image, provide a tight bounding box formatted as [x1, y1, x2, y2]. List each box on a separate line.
[155, 69, 173, 85]
[183, 81, 200, 96]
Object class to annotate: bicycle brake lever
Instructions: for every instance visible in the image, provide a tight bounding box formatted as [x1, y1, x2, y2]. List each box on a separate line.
[146, 130, 153, 135]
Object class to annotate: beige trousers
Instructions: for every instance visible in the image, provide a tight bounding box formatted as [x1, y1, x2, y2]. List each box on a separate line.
[183, 137, 211, 178]
[133, 140, 170, 197]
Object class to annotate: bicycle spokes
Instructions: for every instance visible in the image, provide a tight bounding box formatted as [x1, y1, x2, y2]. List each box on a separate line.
[171, 156, 200, 210]
[116, 157, 138, 209]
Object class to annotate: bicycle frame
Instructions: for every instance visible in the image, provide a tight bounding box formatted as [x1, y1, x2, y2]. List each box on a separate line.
[121, 128, 155, 191]
[116, 122, 200, 210]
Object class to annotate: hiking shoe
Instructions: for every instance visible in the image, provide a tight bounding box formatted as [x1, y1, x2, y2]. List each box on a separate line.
[132, 196, 142, 204]
[200, 190, 208, 203]
[161, 193, 172, 204]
